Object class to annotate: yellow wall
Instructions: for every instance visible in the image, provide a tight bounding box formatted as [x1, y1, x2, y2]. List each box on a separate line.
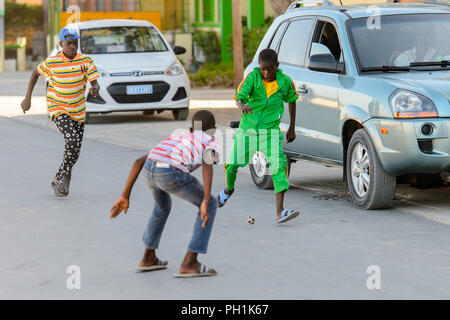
[140, 0, 183, 30]
[60, 11, 162, 30]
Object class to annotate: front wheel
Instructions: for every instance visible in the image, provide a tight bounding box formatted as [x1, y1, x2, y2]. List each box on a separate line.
[346, 129, 396, 209]
[84, 112, 91, 124]
[172, 108, 189, 121]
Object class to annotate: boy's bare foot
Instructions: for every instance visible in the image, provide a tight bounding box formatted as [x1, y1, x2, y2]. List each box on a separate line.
[176, 251, 217, 277]
[137, 257, 168, 268]
[224, 188, 234, 196]
[137, 248, 168, 270]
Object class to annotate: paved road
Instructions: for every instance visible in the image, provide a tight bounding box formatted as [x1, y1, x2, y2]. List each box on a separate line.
[1, 71, 449, 299]
[1, 115, 450, 299]
[2, 72, 450, 226]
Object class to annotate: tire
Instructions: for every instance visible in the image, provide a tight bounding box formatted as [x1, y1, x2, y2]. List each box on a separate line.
[346, 128, 396, 209]
[286, 156, 293, 178]
[249, 151, 274, 190]
[84, 112, 91, 124]
[143, 110, 155, 115]
[172, 108, 189, 121]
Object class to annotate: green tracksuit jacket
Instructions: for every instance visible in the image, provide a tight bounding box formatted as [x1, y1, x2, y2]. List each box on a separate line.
[224, 67, 299, 194]
[234, 67, 298, 130]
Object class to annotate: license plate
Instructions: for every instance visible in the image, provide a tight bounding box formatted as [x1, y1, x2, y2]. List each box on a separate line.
[126, 85, 153, 95]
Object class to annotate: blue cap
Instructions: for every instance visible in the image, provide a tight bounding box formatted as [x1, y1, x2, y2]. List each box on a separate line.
[59, 25, 79, 41]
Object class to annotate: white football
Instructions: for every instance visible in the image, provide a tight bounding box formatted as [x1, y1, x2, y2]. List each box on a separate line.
[247, 216, 255, 224]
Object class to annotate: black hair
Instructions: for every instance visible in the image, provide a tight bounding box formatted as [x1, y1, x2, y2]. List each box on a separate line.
[191, 110, 216, 132]
[258, 48, 278, 65]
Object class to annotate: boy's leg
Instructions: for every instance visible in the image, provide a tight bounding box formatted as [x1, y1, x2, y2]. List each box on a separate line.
[54, 114, 84, 182]
[260, 129, 291, 218]
[139, 169, 172, 269]
[168, 173, 218, 273]
[222, 129, 254, 200]
[142, 187, 172, 253]
[260, 129, 289, 194]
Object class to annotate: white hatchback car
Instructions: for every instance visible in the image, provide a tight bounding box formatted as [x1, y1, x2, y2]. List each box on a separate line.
[50, 19, 190, 123]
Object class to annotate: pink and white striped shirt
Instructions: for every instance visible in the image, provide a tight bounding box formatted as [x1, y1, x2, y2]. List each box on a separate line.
[148, 131, 221, 173]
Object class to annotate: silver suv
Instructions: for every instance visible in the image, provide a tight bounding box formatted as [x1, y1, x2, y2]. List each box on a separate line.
[246, 0, 450, 209]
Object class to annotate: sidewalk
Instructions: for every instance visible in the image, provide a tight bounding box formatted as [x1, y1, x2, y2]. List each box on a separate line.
[0, 90, 236, 118]
[0, 71, 236, 117]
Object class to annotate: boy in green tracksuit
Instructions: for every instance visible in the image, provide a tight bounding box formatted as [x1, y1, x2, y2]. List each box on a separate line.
[218, 48, 300, 223]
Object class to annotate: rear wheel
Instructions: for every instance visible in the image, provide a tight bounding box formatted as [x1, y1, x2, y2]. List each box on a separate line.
[346, 129, 396, 209]
[249, 151, 274, 189]
[172, 108, 189, 121]
[248, 153, 292, 189]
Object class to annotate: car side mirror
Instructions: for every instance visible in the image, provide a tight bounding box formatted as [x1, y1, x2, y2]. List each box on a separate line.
[173, 46, 186, 55]
[307, 53, 344, 74]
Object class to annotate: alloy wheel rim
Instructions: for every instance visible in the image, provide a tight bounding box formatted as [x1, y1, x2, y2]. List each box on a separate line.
[351, 142, 371, 198]
[252, 151, 268, 178]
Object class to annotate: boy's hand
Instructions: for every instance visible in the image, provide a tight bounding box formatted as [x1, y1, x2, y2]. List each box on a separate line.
[286, 127, 296, 143]
[110, 196, 129, 219]
[89, 86, 99, 97]
[21, 97, 31, 114]
[89, 80, 100, 97]
[236, 100, 253, 114]
[200, 199, 210, 227]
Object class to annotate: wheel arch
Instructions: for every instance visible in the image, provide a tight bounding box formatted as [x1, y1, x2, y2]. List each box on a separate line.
[341, 118, 364, 182]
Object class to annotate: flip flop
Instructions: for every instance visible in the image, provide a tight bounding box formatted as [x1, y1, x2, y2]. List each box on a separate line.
[277, 209, 300, 224]
[173, 263, 217, 278]
[135, 259, 168, 273]
[217, 189, 231, 208]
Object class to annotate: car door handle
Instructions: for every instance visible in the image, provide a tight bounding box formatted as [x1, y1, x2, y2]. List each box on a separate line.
[296, 87, 308, 94]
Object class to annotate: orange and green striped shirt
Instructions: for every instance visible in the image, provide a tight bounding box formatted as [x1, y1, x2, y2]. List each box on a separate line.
[37, 52, 100, 122]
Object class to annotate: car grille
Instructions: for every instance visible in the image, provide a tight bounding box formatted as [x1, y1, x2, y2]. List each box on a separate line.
[110, 71, 164, 77]
[107, 81, 170, 104]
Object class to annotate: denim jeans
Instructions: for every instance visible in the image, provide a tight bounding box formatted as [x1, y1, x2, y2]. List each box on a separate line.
[142, 159, 218, 254]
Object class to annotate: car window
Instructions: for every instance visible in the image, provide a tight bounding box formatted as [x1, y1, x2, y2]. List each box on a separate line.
[347, 13, 450, 69]
[269, 21, 288, 51]
[311, 21, 342, 62]
[278, 19, 314, 67]
[80, 26, 168, 54]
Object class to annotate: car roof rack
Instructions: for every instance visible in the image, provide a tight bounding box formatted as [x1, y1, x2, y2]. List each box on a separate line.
[424, 0, 450, 7]
[287, 0, 337, 10]
[286, 0, 342, 13]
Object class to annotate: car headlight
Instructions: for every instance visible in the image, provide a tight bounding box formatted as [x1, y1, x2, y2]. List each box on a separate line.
[389, 89, 438, 118]
[165, 63, 183, 76]
[97, 67, 110, 77]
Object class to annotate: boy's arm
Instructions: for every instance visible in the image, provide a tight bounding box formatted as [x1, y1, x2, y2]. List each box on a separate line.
[283, 76, 299, 143]
[286, 102, 296, 143]
[235, 72, 254, 114]
[87, 57, 100, 97]
[200, 161, 213, 228]
[21, 69, 40, 113]
[110, 155, 147, 219]
[89, 79, 100, 97]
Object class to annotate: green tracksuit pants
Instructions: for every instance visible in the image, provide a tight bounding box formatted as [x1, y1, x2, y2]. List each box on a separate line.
[224, 128, 289, 194]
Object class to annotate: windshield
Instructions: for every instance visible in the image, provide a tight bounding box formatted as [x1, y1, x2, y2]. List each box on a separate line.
[347, 14, 450, 70]
[80, 26, 168, 54]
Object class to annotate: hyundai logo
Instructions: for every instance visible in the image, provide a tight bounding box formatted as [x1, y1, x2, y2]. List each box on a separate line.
[132, 71, 144, 77]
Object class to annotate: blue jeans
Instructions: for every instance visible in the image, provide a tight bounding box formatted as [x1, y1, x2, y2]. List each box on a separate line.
[142, 159, 218, 254]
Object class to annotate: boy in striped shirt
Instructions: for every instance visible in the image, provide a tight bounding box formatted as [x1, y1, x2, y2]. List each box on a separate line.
[110, 110, 221, 278]
[21, 25, 100, 196]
